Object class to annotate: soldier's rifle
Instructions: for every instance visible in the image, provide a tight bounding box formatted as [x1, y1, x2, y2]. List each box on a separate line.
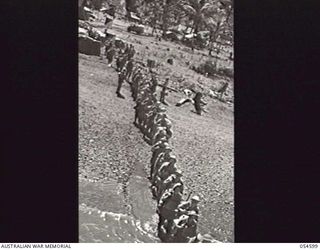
[157, 83, 178, 93]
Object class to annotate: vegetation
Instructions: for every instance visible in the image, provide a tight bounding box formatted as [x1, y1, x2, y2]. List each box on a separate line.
[136, 0, 233, 50]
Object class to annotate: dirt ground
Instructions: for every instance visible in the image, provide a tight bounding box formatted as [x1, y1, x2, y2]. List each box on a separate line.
[79, 16, 234, 243]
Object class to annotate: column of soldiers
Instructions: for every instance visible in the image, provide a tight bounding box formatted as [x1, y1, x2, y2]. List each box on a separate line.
[129, 64, 202, 242]
[104, 39, 215, 243]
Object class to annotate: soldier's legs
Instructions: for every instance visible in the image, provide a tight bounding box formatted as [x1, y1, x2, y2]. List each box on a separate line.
[133, 106, 139, 126]
[116, 80, 125, 99]
[220, 91, 224, 100]
[107, 55, 113, 66]
[195, 103, 202, 115]
[116, 80, 122, 93]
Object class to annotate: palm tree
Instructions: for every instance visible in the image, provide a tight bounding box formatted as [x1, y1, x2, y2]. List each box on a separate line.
[181, 0, 216, 35]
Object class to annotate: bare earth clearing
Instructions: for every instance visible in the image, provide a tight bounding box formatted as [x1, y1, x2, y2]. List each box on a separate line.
[79, 16, 234, 243]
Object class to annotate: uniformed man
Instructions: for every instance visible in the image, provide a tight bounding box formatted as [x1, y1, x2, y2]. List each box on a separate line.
[150, 141, 172, 180]
[131, 68, 143, 101]
[151, 126, 170, 147]
[174, 212, 198, 242]
[150, 71, 158, 94]
[160, 78, 170, 105]
[128, 44, 136, 59]
[152, 165, 181, 199]
[145, 105, 165, 139]
[178, 195, 200, 216]
[217, 81, 229, 100]
[176, 88, 195, 107]
[155, 113, 173, 140]
[193, 92, 207, 115]
[106, 47, 116, 67]
[169, 214, 189, 242]
[151, 152, 177, 186]
[133, 88, 150, 127]
[104, 40, 113, 56]
[124, 43, 130, 56]
[156, 169, 183, 199]
[135, 87, 154, 129]
[126, 59, 134, 80]
[168, 195, 200, 242]
[148, 112, 172, 145]
[158, 221, 169, 242]
[116, 55, 128, 72]
[138, 90, 157, 131]
[157, 183, 183, 241]
[116, 68, 127, 99]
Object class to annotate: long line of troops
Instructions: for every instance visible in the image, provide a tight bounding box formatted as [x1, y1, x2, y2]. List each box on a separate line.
[105, 39, 212, 115]
[104, 39, 216, 243]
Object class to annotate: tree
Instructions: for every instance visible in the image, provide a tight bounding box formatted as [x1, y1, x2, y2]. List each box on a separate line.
[206, 0, 233, 56]
[138, 0, 179, 36]
[181, 0, 216, 35]
[125, 0, 139, 13]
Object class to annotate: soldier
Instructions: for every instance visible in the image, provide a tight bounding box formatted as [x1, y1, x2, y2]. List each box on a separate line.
[142, 94, 158, 123]
[178, 195, 200, 216]
[132, 64, 142, 79]
[160, 78, 170, 105]
[131, 68, 142, 100]
[116, 68, 127, 99]
[128, 44, 136, 59]
[106, 47, 116, 67]
[217, 81, 229, 100]
[152, 164, 181, 198]
[157, 183, 184, 241]
[155, 113, 173, 140]
[124, 43, 130, 56]
[126, 59, 134, 80]
[175, 88, 195, 107]
[151, 126, 170, 147]
[138, 90, 157, 131]
[150, 140, 172, 180]
[150, 70, 158, 94]
[104, 40, 113, 56]
[135, 75, 150, 102]
[156, 168, 183, 199]
[173, 212, 199, 242]
[170, 214, 189, 242]
[151, 152, 177, 185]
[168, 195, 200, 242]
[133, 87, 149, 127]
[148, 112, 172, 145]
[158, 220, 169, 242]
[135, 87, 154, 129]
[145, 104, 165, 139]
[116, 55, 128, 72]
[193, 92, 207, 115]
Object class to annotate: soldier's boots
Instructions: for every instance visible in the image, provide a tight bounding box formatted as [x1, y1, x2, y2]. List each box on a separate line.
[116, 91, 125, 99]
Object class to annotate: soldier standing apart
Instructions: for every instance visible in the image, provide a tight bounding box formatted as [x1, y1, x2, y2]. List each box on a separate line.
[160, 78, 170, 106]
[116, 68, 127, 99]
[193, 92, 207, 115]
[217, 81, 229, 100]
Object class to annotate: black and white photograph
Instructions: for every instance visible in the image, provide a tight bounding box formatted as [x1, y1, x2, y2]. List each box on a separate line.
[2, 0, 320, 246]
[79, 0, 234, 243]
